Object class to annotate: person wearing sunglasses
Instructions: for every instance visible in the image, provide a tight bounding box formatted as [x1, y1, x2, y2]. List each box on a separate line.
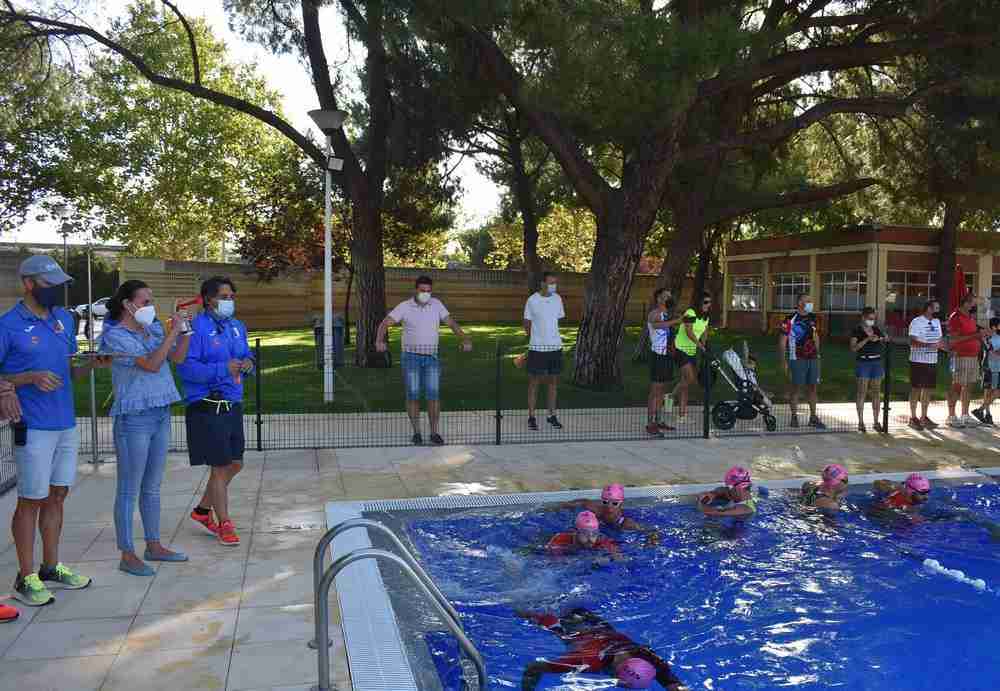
[559, 484, 660, 544]
[873, 473, 931, 511]
[697, 466, 757, 518]
[800, 463, 850, 511]
[671, 292, 712, 421]
[545, 511, 621, 557]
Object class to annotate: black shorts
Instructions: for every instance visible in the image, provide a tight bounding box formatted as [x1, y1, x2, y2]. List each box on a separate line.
[650, 352, 674, 383]
[909, 362, 937, 390]
[527, 349, 563, 376]
[185, 401, 245, 467]
[673, 349, 697, 369]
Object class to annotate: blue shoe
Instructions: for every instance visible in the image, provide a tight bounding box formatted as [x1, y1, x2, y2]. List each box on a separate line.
[119, 559, 155, 577]
[143, 549, 189, 563]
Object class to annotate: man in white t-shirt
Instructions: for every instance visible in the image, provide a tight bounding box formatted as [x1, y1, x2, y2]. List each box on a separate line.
[907, 298, 947, 431]
[523, 272, 565, 430]
[376, 275, 472, 446]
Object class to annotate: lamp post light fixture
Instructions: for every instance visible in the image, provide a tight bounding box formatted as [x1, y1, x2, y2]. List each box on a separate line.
[53, 203, 73, 307]
[307, 108, 348, 404]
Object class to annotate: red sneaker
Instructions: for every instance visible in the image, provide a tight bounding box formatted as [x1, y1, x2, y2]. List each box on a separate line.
[0, 603, 19, 624]
[190, 510, 219, 536]
[217, 520, 241, 546]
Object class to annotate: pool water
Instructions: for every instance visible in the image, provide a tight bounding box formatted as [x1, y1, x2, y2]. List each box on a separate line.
[404, 482, 1000, 690]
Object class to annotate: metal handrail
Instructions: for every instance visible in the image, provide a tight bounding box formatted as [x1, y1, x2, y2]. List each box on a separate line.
[309, 518, 462, 639]
[314, 548, 487, 691]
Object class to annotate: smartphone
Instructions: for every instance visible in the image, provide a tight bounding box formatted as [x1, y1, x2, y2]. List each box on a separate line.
[13, 420, 27, 446]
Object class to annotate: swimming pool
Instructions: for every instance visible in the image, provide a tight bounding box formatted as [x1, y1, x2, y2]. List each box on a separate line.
[326, 469, 1000, 691]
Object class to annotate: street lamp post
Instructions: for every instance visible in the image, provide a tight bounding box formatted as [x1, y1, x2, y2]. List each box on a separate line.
[307, 109, 348, 404]
[53, 203, 72, 307]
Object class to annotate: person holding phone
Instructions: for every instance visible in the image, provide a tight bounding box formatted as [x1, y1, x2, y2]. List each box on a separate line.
[0, 256, 109, 607]
[177, 276, 254, 547]
[100, 280, 192, 576]
[850, 306, 886, 432]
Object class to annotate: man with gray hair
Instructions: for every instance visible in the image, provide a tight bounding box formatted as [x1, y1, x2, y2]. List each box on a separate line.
[0, 256, 109, 607]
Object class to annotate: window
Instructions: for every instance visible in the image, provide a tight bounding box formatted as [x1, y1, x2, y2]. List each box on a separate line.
[885, 271, 934, 317]
[730, 276, 762, 312]
[991, 274, 1000, 319]
[821, 271, 867, 313]
[773, 273, 810, 311]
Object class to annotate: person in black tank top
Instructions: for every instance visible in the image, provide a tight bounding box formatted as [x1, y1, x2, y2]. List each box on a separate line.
[849, 307, 886, 433]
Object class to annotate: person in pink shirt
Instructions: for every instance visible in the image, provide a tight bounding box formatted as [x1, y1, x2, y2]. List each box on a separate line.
[376, 276, 472, 446]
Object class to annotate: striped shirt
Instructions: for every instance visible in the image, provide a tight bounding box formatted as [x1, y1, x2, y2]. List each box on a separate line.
[908, 316, 942, 364]
[647, 311, 671, 355]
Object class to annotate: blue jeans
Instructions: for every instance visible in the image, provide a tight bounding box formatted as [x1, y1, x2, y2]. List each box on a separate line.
[113, 406, 171, 553]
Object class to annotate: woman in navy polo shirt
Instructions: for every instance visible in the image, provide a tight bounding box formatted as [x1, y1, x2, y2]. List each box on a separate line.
[177, 277, 253, 547]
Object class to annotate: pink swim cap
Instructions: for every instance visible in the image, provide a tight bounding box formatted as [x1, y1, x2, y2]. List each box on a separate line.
[822, 464, 848, 485]
[575, 511, 599, 532]
[617, 658, 656, 688]
[904, 473, 931, 494]
[601, 483, 625, 502]
[724, 465, 752, 488]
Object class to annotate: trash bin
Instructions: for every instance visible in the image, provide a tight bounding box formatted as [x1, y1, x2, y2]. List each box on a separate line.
[314, 316, 345, 370]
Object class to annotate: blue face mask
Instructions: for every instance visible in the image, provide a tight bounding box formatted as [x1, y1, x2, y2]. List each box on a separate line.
[32, 284, 63, 308]
[214, 299, 235, 319]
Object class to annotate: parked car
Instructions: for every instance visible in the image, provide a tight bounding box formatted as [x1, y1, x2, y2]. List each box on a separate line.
[73, 297, 110, 319]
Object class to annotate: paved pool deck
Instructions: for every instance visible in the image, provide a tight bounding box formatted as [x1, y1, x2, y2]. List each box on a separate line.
[1, 425, 999, 690]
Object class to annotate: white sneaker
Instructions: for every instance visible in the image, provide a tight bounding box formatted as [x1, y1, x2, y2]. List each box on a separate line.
[946, 415, 964, 428]
[962, 415, 979, 427]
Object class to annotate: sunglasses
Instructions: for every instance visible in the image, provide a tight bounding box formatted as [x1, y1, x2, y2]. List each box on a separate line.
[602, 499, 623, 507]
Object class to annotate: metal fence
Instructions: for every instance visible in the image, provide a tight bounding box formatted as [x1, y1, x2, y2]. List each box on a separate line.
[0, 422, 14, 494]
[62, 335, 987, 457]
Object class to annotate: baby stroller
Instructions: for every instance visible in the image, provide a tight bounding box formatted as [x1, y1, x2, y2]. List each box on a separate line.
[708, 342, 777, 432]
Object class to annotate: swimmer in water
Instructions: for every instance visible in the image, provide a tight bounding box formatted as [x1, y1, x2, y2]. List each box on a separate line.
[518, 607, 688, 690]
[873, 473, 930, 512]
[697, 466, 757, 518]
[559, 484, 661, 545]
[545, 511, 621, 557]
[800, 463, 849, 511]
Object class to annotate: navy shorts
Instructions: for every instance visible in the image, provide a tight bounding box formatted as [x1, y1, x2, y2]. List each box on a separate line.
[185, 401, 245, 467]
[855, 359, 884, 380]
[790, 359, 820, 386]
[650, 352, 674, 383]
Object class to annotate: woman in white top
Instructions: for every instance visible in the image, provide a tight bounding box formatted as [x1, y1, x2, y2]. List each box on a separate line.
[646, 288, 683, 437]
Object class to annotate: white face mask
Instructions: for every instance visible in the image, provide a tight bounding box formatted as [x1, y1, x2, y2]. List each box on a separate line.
[546, 283, 558, 295]
[215, 299, 235, 318]
[416, 291, 431, 304]
[865, 319, 875, 327]
[804, 302, 814, 313]
[131, 303, 156, 327]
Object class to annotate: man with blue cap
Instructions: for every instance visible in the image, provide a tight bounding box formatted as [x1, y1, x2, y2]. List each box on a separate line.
[0, 255, 108, 607]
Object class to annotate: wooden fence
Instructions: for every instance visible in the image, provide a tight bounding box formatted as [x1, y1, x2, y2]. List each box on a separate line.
[118, 257, 695, 330]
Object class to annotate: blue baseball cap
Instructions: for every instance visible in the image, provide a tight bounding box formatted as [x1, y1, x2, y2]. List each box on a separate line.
[18, 255, 72, 285]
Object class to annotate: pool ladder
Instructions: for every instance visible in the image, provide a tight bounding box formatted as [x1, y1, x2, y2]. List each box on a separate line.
[310, 518, 487, 691]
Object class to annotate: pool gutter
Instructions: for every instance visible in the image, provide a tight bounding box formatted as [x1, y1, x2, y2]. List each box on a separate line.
[324, 467, 998, 691]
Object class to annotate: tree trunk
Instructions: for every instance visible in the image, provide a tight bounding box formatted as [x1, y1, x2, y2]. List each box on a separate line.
[692, 239, 711, 301]
[343, 265, 354, 346]
[351, 202, 387, 367]
[572, 199, 647, 389]
[935, 200, 961, 316]
[507, 115, 543, 293]
[655, 215, 704, 307]
[709, 250, 724, 323]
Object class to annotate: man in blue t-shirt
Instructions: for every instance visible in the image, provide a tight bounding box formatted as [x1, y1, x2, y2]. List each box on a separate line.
[0, 256, 109, 607]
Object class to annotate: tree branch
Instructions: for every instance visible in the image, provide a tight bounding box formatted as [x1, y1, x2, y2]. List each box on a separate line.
[160, 0, 200, 85]
[2, 7, 324, 168]
[705, 178, 880, 226]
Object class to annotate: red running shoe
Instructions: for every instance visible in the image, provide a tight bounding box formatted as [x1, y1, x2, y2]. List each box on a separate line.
[0, 603, 19, 624]
[217, 520, 241, 546]
[190, 509, 219, 536]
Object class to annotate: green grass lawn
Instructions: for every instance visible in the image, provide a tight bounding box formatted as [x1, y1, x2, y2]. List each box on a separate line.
[72, 324, 955, 415]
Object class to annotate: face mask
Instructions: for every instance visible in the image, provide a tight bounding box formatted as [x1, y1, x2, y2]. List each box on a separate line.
[865, 319, 875, 327]
[547, 283, 558, 295]
[215, 299, 235, 318]
[131, 304, 156, 327]
[804, 303, 814, 313]
[32, 284, 63, 308]
[416, 292, 431, 305]
[664, 298, 675, 309]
